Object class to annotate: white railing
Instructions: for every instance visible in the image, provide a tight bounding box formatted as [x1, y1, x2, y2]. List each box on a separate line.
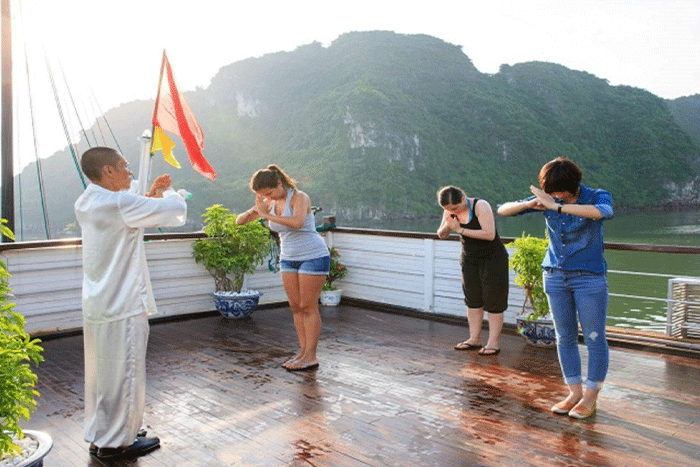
[2, 238, 284, 335]
[2, 231, 526, 335]
[3, 229, 700, 342]
[325, 230, 526, 325]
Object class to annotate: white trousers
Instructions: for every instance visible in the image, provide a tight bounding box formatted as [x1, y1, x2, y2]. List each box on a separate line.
[83, 313, 149, 448]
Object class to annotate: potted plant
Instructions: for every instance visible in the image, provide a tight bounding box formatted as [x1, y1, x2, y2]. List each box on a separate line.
[0, 220, 52, 467]
[192, 205, 273, 319]
[320, 248, 347, 306]
[509, 233, 556, 347]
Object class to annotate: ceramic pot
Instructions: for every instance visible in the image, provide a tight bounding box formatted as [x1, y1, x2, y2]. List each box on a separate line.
[213, 290, 262, 319]
[0, 430, 53, 467]
[516, 315, 556, 348]
[319, 289, 342, 306]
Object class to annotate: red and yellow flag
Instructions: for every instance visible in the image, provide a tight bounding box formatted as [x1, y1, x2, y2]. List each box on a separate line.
[152, 125, 180, 168]
[152, 51, 216, 180]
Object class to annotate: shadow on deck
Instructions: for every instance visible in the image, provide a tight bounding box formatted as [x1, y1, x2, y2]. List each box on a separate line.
[25, 304, 700, 467]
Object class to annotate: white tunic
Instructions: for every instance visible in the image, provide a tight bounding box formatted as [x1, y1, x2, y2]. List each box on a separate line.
[75, 182, 187, 448]
[75, 182, 187, 323]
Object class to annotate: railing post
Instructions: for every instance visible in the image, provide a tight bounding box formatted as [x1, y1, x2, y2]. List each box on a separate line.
[325, 230, 334, 250]
[423, 238, 435, 313]
[667, 278, 673, 337]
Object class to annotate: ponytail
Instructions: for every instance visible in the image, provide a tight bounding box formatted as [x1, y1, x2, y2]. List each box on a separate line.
[267, 165, 296, 190]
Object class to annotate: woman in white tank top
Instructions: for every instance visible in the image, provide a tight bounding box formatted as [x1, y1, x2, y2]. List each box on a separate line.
[237, 165, 330, 371]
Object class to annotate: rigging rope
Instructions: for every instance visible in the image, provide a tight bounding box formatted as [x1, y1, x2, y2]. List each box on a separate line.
[57, 62, 94, 149]
[13, 2, 125, 239]
[89, 99, 107, 145]
[82, 101, 99, 145]
[89, 87, 123, 154]
[45, 55, 87, 189]
[60, 93, 82, 171]
[23, 48, 51, 238]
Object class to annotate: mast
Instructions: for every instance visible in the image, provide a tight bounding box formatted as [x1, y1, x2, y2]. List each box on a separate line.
[1, 0, 14, 240]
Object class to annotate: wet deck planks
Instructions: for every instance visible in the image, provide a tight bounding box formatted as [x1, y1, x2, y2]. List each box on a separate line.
[24, 304, 700, 467]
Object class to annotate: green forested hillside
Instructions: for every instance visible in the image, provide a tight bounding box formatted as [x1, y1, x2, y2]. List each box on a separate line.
[16, 31, 700, 239]
[666, 94, 700, 149]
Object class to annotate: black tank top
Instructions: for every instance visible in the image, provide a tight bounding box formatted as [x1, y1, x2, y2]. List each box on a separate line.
[460, 199, 507, 258]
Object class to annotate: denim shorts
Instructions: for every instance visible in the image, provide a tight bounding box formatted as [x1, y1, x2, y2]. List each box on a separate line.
[280, 255, 330, 275]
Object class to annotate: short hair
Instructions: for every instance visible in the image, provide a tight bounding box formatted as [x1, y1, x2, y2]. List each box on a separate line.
[437, 186, 465, 206]
[538, 157, 582, 195]
[249, 164, 297, 192]
[80, 147, 122, 182]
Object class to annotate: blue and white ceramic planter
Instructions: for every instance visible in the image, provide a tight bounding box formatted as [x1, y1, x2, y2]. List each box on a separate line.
[516, 315, 556, 348]
[1, 430, 53, 467]
[319, 289, 342, 306]
[213, 290, 262, 319]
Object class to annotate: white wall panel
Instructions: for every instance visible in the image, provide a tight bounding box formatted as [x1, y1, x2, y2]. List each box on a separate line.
[2, 232, 529, 335]
[331, 234, 526, 321]
[2, 239, 288, 335]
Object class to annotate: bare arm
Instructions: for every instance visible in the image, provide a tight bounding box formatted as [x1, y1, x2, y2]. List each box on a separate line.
[235, 206, 261, 225]
[437, 210, 453, 239]
[437, 200, 497, 240]
[497, 197, 542, 216]
[466, 200, 497, 240]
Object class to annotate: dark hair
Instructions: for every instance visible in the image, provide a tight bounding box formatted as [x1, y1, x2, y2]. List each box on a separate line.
[249, 164, 297, 191]
[437, 186, 465, 206]
[80, 147, 122, 182]
[538, 157, 582, 195]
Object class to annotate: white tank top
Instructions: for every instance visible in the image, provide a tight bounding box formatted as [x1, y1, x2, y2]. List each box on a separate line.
[268, 189, 329, 261]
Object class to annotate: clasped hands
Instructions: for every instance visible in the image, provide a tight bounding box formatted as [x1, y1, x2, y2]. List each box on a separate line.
[254, 194, 272, 218]
[146, 174, 171, 198]
[528, 185, 558, 211]
[444, 214, 461, 232]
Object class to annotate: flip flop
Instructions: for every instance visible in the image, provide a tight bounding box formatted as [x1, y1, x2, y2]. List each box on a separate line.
[478, 348, 500, 356]
[454, 341, 482, 350]
[286, 362, 319, 372]
[282, 358, 299, 368]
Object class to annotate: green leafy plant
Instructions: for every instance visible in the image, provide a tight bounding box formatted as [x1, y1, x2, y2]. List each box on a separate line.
[192, 205, 273, 293]
[0, 220, 44, 457]
[323, 248, 348, 291]
[509, 233, 550, 320]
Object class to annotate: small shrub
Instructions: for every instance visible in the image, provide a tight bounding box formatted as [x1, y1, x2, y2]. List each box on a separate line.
[323, 248, 348, 291]
[0, 220, 44, 457]
[509, 233, 550, 320]
[192, 205, 273, 293]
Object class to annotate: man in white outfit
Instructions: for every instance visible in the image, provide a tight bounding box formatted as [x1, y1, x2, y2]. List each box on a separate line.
[74, 147, 187, 459]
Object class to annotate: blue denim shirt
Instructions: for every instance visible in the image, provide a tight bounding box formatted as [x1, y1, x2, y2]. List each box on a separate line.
[516, 184, 614, 274]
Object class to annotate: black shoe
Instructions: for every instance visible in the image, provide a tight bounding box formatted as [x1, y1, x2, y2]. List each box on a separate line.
[94, 436, 160, 459]
[89, 429, 148, 454]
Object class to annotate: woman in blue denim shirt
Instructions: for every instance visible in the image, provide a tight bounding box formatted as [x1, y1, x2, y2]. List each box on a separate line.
[498, 158, 613, 419]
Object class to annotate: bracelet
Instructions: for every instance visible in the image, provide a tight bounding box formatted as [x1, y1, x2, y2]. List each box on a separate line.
[557, 205, 562, 214]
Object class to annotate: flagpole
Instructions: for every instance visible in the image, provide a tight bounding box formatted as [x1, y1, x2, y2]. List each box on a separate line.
[134, 51, 167, 196]
[1, 0, 15, 240]
[150, 50, 167, 155]
[135, 130, 152, 196]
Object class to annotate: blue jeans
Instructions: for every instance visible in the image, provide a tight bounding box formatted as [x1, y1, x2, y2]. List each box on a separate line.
[543, 269, 609, 390]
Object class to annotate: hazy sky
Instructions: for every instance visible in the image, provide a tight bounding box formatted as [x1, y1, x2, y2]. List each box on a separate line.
[7, 0, 700, 164]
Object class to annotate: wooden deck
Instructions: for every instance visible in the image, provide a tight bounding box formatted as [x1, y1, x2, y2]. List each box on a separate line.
[24, 304, 700, 467]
